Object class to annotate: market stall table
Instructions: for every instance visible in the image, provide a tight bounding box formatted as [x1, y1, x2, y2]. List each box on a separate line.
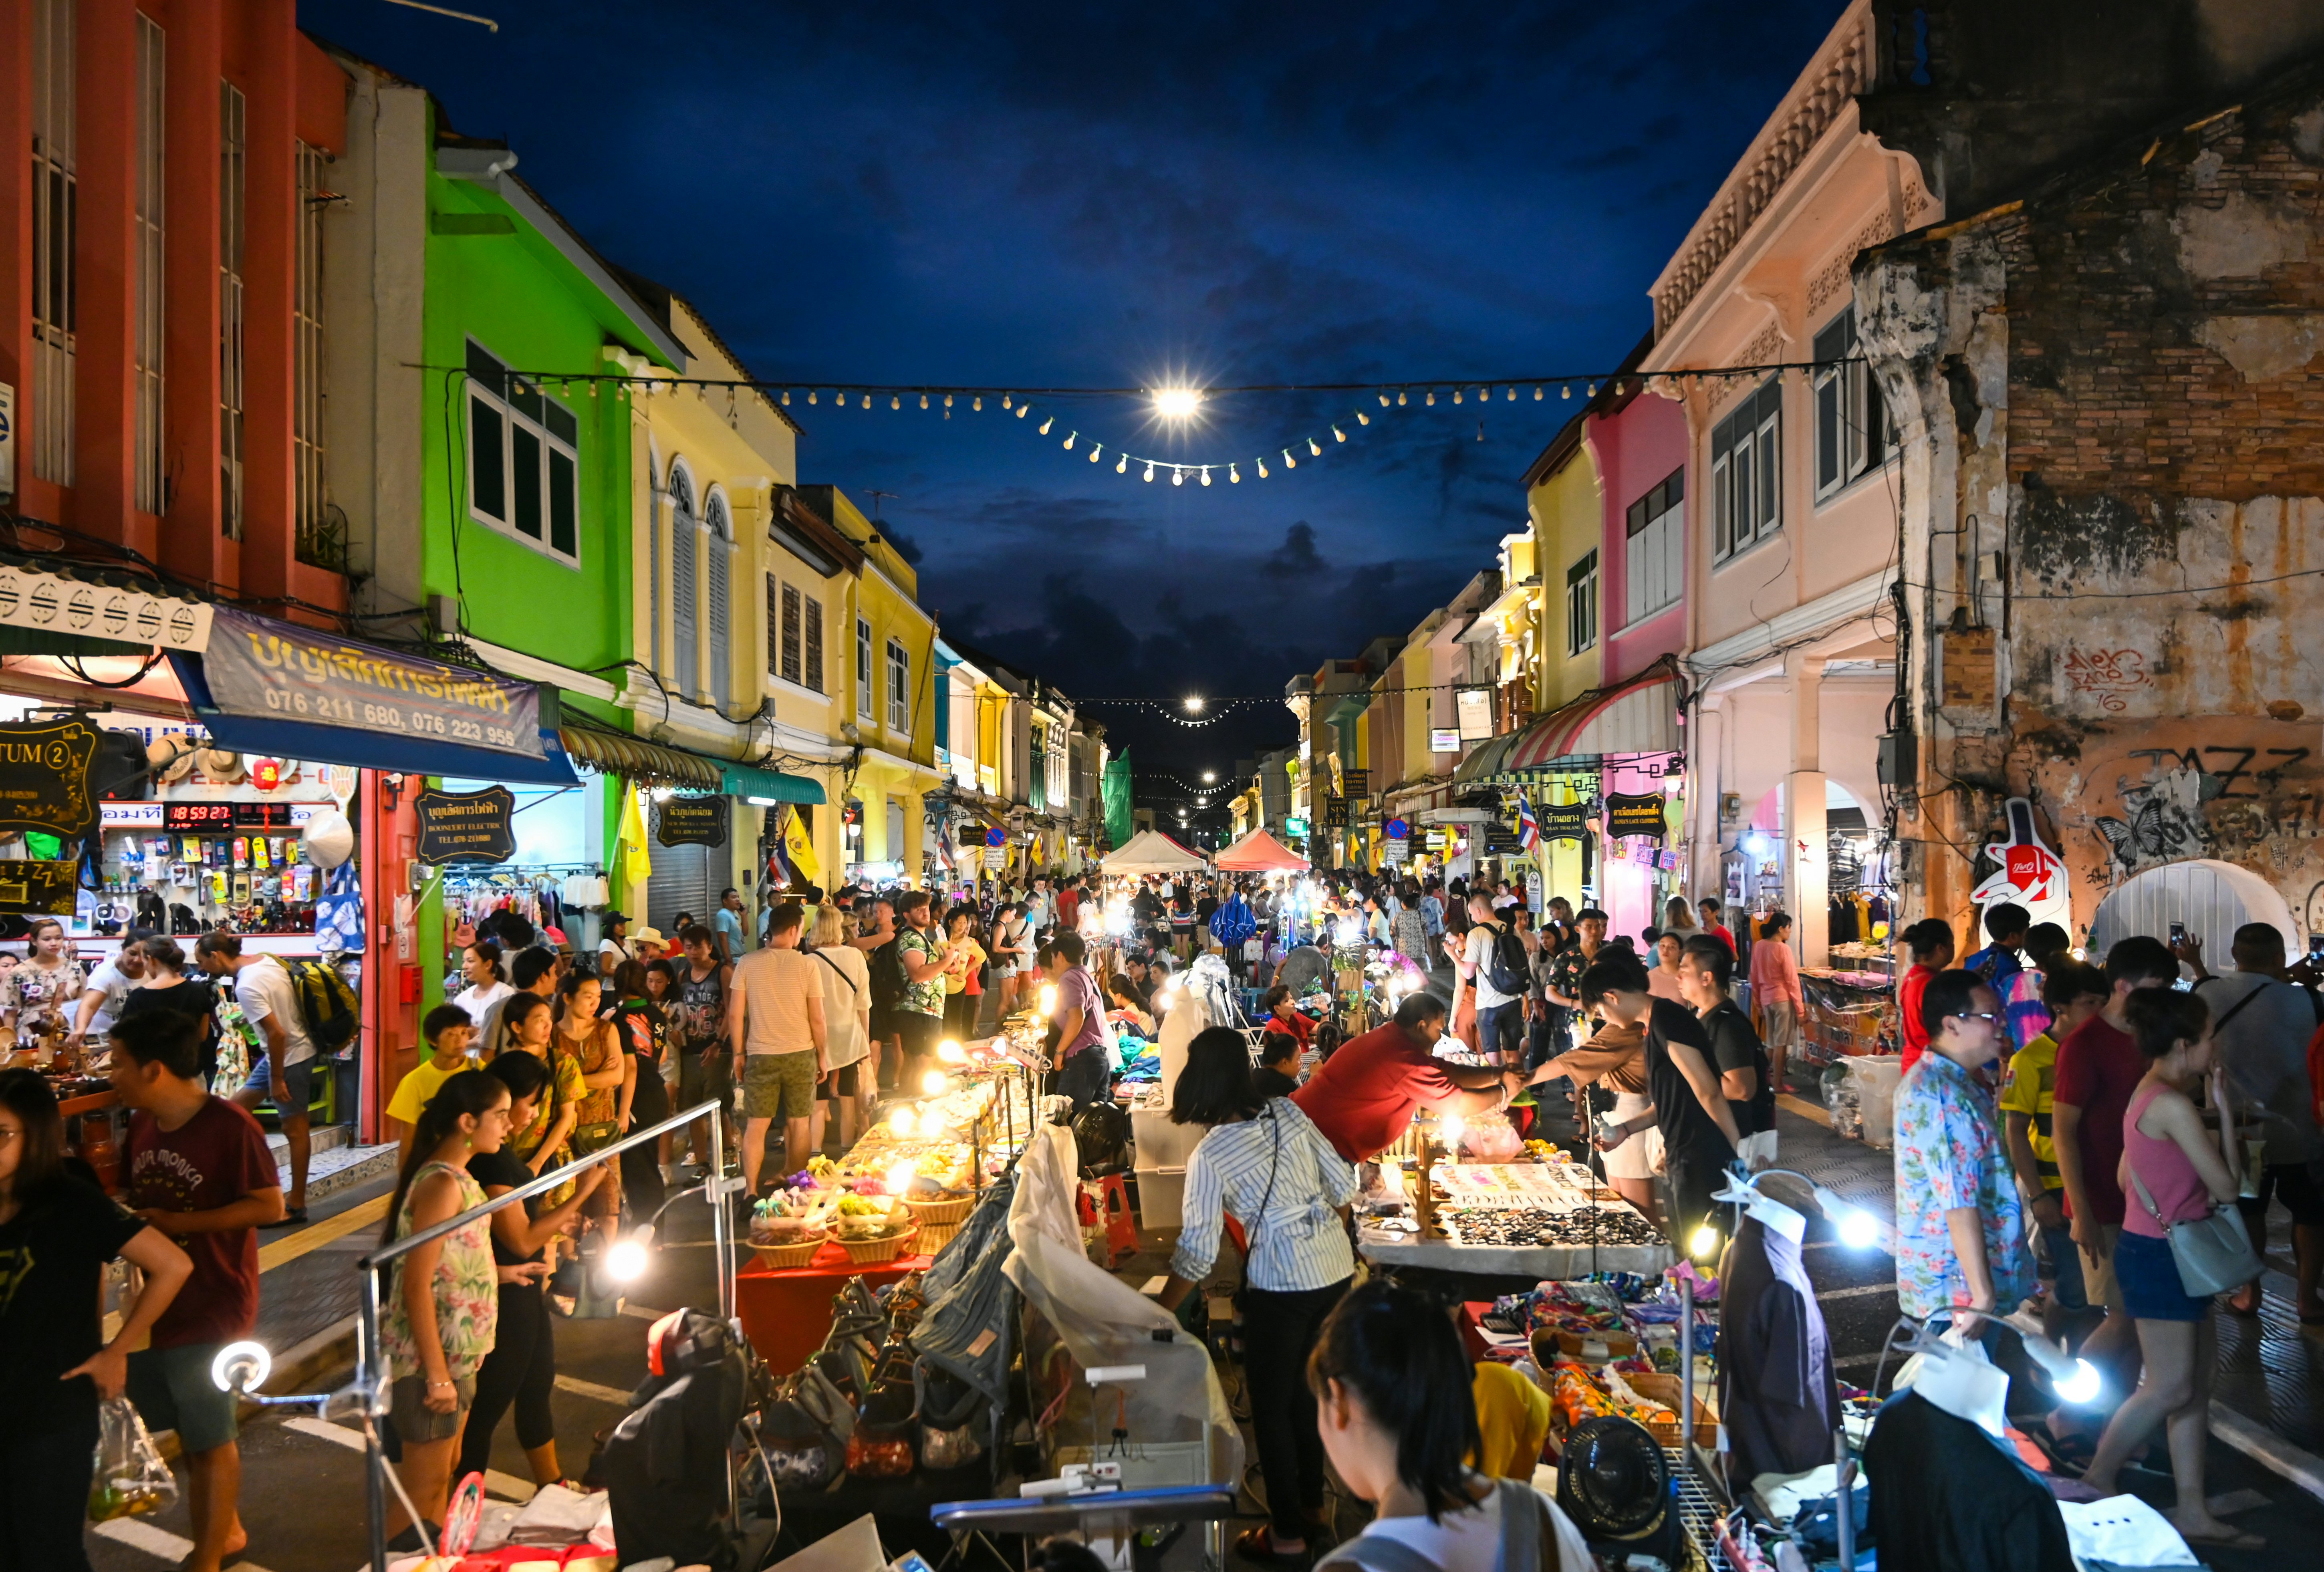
[735, 1239, 934, 1375]
[1357, 1161, 1674, 1278]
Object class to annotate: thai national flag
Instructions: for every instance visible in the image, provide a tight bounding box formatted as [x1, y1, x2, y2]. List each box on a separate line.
[1517, 791, 1540, 854]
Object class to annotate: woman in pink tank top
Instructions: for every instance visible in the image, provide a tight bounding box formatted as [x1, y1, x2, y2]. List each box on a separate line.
[2082, 988, 2256, 1551]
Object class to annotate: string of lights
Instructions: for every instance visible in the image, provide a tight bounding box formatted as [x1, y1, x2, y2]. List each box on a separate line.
[408, 355, 1863, 487]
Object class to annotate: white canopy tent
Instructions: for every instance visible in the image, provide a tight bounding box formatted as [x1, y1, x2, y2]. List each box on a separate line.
[1101, 828, 1208, 875]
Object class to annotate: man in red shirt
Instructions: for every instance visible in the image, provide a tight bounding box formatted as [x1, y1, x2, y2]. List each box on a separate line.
[1696, 897, 1738, 955]
[2052, 934, 2178, 1394]
[1897, 918, 1957, 1071]
[1292, 993, 1522, 1161]
[108, 1009, 285, 1572]
[1055, 879, 1082, 936]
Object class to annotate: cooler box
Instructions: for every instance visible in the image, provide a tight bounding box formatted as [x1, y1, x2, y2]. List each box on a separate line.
[1136, 1165, 1187, 1231]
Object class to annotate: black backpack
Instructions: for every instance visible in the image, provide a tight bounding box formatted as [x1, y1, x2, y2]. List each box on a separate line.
[869, 935, 907, 1010]
[1482, 919, 1530, 996]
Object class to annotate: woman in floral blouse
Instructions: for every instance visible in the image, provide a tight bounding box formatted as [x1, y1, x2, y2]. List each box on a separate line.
[3, 919, 87, 1063]
[378, 1070, 507, 1546]
[496, 994, 584, 1208]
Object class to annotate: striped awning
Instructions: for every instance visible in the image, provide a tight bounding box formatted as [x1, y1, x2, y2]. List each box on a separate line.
[1450, 730, 1524, 785]
[1507, 667, 1679, 770]
[556, 724, 721, 788]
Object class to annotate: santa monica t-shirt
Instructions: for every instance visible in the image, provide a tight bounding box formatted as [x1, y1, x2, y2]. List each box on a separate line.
[125, 1096, 278, 1347]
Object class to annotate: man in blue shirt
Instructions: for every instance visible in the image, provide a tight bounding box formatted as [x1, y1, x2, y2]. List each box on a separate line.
[713, 887, 750, 961]
[1962, 902, 2030, 993]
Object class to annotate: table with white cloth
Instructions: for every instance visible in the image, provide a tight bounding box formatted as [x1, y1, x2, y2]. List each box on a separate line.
[1355, 1160, 1674, 1277]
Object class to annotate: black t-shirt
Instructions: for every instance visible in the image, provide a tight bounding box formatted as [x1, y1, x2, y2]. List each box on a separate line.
[0, 1177, 145, 1433]
[468, 1147, 542, 1266]
[1252, 1065, 1300, 1101]
[1643, 996, 1737, 1169]
[1701, 998, 1775, 1136]
[119, 977, 214, 1023]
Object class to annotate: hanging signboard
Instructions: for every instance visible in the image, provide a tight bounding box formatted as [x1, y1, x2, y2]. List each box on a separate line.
[1382, 838, 1410, 865]
[1603, 790, 1669, 844]
[984, 825, 1007, 848]
[1283, 816, 1309, 837]
[0, 718, 100, 837]
[1342, 768, 1370, 799]
[414, 785, 517, 865]
[1322, 794, 1348, 828]
[983, 845, 1007, 871]
[1429, 727, 1460, 752]
[656, 796, 728, 848]
[1539, 801, 1588, 843]
[1455, 687, 1494, 742]
[1383, 817, 1411, 841]
[0, 860, 81, 915]
[1969, 796, 2072, 934]
[196, 607, 547, 762]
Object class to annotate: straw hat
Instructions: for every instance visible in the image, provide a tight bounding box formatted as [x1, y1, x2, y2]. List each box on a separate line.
[145, 736, 196, 784]
[196, 748, 246, 784]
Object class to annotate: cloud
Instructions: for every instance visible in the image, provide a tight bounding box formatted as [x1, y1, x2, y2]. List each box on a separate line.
[1262, 522, 1324, 578]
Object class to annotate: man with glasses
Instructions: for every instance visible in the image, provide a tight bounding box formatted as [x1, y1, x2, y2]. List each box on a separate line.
[1894, 969, 2035, 1339]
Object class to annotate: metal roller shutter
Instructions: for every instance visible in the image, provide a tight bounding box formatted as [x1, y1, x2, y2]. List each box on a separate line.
[647, 841, 718, 939]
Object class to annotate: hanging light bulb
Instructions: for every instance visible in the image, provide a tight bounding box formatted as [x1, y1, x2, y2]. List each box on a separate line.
[1356, 411, 1369, 425]
[1062, 430, 1074, 448]
[1283, 447, 1296, 468]
[1561, 384, 1571, 399]
[1002, 393, 1012, 408]
[1452, 387, 1462, 404]
[1256, 457, 1269, 477]
[1017, 404, 1030, 419]
[590, 380, 600, 398]
[1116, 453, 1128, 474]
[807, 389, 818, 405]
[1039, 415, 1053, 434]
[1378, 392, 1391, 407]
[1171, 467, 1184, 486]
[1088, 443, 1102, 462]
[1426, 390, 1436, 405]
[1506, 386, 1516, 401]
[1332, 425, 1346, 443]
[861, 393, 871, 408]
[944, 393, 953, 408]
[1199, 468, 1212, 486]
[780, 389, 790, 405]
[919, 393, 928, 409]
[1534, 385, 1543, 399]
[973, 395, 983, 411]
[1306, 437, 1320, 456]
[1397, 389, 1408, 406]
[1586, 382, 1596, 397]
[1143, 463, 1155, 482]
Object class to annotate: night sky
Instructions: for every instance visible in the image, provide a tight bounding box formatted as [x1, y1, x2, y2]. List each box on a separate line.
[302, 0, 1843, 824]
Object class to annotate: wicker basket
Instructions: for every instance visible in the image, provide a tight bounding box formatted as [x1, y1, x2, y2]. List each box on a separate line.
[1625, 1372, 1719, 1447]
[916, 1219, 962, 1255]
[838, 1224, 921, 1265]
[902, 1192, 976, 1227]
[750, 1229, 829, 1269]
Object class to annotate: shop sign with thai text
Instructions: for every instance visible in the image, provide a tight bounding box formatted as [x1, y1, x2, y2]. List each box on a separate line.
[415, 786, 517, 865]
[0, 718, 99, 837]
[1603, 790, 1668, 843]
[656, 796, 728, 847]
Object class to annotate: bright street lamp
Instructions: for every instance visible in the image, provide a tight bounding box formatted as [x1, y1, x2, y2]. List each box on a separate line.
[1152, 387, 1203, 420]
[1183, 695, 1205, 713]
[1201, 771, 1216, 784]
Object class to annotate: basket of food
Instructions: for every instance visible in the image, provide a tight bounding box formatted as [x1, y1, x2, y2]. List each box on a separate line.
[901, 1190, 976, 1227]
[749, 1217, 829, 1269]
[837, 1221, 920, 1265]
[1625, 1371, 1719, 1447]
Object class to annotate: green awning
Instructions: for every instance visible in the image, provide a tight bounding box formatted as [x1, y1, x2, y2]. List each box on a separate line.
[722, 760, 825, 805]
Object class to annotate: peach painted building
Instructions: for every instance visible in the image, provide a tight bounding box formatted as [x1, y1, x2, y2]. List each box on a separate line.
[1, 0, 347, 614]
[1643, 0, 1936, 964]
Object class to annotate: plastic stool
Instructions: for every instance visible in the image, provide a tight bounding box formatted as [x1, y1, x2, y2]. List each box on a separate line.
[1092, 1173, 1139, 1266]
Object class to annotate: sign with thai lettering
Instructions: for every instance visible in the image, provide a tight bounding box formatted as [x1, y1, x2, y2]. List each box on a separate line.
[1342, 768, 1370, 799]
[656, 796, 728, 847]
[0, 719, 99, 837]
[199, 607, 544, 760]
[414, 786, 517, 866]
[1603, 790, 1668, 843]
[1539, 802, 1588, 843]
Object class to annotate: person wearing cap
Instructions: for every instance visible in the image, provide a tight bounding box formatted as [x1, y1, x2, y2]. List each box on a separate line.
[598, 913, 632, 969]
[629, 927, 668, 965]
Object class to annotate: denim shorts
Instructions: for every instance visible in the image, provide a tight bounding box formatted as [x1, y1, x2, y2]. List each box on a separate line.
[127, 1343, 240, 1453]
[240, 1052, 314, 1115]
[2114, 1227, 2209, 1322]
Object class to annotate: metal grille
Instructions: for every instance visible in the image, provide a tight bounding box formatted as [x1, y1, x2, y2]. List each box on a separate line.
[30, 0, 77, 487]
[294, 141, 332, 563]
[219, 81, 248, 540]
[2088, 858, 2296, 961]
[134, 14, 165, 513]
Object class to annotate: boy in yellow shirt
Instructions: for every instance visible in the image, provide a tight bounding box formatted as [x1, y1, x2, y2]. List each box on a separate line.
[2000, 960, 2108, 1334]
[387, 1004, 477, 1156]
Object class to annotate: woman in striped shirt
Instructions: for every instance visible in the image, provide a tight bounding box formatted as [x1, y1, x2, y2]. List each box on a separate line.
[1160, 1027, 1357, 1565]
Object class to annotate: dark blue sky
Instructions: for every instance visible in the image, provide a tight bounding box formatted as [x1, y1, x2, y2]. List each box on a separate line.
[303, 0, 1842, 815]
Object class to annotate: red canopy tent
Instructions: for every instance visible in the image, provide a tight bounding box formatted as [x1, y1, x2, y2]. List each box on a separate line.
[1214, 828, 1310, 872]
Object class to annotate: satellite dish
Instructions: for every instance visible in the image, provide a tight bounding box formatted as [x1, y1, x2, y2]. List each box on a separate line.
[303, 809, 355, 869]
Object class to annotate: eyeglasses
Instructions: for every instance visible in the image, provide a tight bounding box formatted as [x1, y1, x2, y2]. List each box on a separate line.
[1953, 1011, 2004, 1025]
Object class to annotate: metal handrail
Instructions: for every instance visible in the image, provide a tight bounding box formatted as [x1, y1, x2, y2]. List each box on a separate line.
[355, 1096, 734, 1571]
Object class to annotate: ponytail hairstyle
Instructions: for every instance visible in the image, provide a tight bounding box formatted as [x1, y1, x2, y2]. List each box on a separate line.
[378, 1070, 508, 1247]
[465, 939, 507, 985]
[1306, 1280, 1480, 1522]
[498, 992, 552, 1052]
[2123, 986, 2211, 1062]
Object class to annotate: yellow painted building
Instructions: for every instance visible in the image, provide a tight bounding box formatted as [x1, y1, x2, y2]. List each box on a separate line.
[1522, 410, 1607, 901]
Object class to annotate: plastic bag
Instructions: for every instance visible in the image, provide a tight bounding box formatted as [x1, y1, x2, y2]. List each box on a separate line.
[88, 1396, 177, 1522]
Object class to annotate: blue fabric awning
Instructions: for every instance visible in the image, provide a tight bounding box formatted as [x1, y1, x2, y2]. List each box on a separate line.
[721, 760, 825, 804]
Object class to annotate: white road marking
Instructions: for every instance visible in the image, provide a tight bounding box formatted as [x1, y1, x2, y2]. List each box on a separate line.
[1814, 1282, 1898, 1302]
[485, 1469, 538, 1502]
[283, 1415, 368, 1453]
[93, 1518, 194, 1560]
[225, 1563, 278, 1572]
[555, 1374, 636, 1406]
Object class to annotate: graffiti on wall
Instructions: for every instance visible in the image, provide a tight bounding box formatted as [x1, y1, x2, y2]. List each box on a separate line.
[2092, 764, 2212, 878]
[2062, 647, 2153, 713]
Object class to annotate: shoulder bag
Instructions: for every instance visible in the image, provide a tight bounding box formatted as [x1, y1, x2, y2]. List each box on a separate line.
[2128, 1161, 2262, 1298]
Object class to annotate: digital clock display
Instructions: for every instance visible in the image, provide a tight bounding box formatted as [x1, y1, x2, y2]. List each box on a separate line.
[162, 803, 236, 830]
[232, 802, 295, 828]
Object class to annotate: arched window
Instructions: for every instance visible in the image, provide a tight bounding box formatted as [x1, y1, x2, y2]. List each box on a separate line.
[705, 489, 732, 711]
[669, 461, 698, 700]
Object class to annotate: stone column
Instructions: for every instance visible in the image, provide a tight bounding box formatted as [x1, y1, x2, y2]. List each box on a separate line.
[1784, 650, 1830, 967]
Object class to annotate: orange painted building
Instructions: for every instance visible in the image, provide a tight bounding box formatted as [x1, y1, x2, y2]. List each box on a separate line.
[1, 0, 347, 613]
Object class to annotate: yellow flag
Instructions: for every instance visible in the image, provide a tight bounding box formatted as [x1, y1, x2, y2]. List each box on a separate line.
[619, 786, 653, 888]
[783, 805, 822, 887]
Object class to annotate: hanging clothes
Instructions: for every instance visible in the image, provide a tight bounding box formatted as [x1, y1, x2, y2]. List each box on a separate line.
[1717, 1214, 1840, 1484]
[1863, 1389, 2074, 1572]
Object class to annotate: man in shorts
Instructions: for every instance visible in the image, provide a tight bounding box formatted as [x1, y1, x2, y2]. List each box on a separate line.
[727, 903, 826, 1195]
[196, 932, 315, 1224]
[109, 1009, 284, 1572]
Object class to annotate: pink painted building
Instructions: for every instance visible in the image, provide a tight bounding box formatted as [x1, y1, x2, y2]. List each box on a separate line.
[1586, 379, 1692, 687]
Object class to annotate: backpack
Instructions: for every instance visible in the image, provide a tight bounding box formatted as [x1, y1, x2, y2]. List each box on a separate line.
[1481, 919, 1530, 996]
[869, 935, 907, 1010]
[285, 957, 359, 1053]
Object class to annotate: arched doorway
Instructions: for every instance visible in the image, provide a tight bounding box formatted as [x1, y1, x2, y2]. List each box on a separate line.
[2088, 859, 2298, 961]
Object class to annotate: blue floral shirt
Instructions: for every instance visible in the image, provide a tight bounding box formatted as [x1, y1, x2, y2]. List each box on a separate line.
[1893, 1050, 2034, 1319]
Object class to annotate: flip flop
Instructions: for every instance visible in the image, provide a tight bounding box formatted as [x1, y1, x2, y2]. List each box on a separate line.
[1234, 1526, 1311, 1565]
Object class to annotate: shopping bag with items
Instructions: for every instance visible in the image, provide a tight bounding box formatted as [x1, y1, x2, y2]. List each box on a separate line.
[87, 1396, 178, 1522]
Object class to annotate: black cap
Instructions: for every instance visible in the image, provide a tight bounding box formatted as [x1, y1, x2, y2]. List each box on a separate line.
[602, 910, 630, 925]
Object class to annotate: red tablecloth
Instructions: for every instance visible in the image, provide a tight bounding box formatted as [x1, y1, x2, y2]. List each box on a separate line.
[735, 1241, 933, 1374]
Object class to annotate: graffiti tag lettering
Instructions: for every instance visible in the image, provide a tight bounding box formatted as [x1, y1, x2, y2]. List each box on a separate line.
[2064, 647, 2152, 713]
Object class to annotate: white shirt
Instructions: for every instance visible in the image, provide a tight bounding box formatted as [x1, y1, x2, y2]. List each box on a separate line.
[1466, 923, 1522, 1010]
[1359, 1483, 1594, 1572]
[453, 980, 514, 1033]
[809, 944, 872, 1069]
[1169, 1100, 1357, 1292]
[236, 955, 316, 1068]
[81, 957, 139, 1036]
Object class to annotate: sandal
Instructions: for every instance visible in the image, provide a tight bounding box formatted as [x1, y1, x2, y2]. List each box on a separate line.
[2179, 1526, 2266, 1551]
[1234, 1526, 1311, 1565]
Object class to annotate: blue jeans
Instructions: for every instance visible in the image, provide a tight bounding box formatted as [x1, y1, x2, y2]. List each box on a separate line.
[2040, 1217, 2088, 1313]
[1053, 1047, 1109, 1110]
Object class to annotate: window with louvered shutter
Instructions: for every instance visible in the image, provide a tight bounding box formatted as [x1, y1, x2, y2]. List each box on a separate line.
[765, 574, 780, 677]
[781, 582, 802, 685]
[802, 595, 824, 693]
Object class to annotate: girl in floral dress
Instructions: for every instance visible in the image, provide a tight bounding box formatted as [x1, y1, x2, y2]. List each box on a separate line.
[496, 994, 583, 1209]
[3, 919, 87, 1065]
[377, 1070, 507, 1546]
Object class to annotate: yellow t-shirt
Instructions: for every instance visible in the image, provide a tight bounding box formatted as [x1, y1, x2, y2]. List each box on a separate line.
[1470, 1362, 1552, 1481]
[386, 1054, 466, 1129]
[1998, 1032, 2063, 1189]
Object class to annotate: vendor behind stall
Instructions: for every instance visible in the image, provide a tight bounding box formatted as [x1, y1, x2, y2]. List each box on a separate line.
[1531, 1015, 1658, 1224]
[1575, 956, 1740, 1253]
[1291, 994, 1522, 1163]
